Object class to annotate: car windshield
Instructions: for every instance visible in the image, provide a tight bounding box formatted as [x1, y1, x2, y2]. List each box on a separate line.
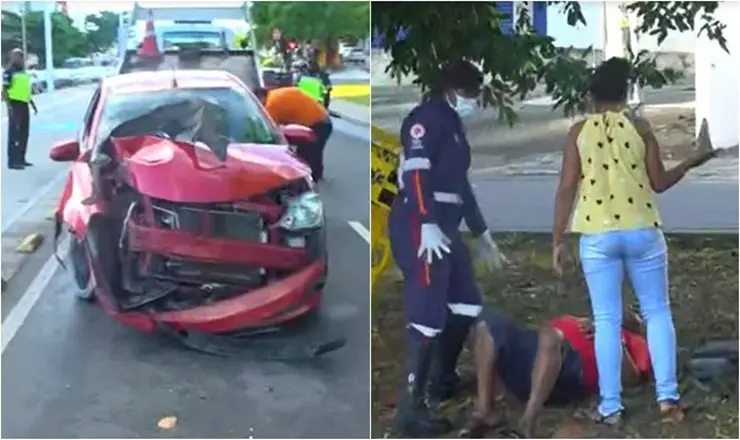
[163, 31, 222, 49]
[97, 86, 280, 150]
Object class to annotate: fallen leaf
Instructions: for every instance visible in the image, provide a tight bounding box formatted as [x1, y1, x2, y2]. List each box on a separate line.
[157, 415, 178, 430]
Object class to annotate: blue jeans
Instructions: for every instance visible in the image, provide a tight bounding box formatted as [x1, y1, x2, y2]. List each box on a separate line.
[580, 228, 680, 417]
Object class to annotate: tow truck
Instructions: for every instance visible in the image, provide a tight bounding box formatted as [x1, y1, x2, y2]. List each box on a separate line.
[119, 2, 291, 88]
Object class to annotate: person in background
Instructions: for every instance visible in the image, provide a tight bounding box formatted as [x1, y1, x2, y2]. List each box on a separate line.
[254, 86, 333, 182]
[462, 307, 651, 438]
[296, 63, 331, 108]
[387, 60, 508, 438]
[3, 48, 37, 170]
[552, 57, 717, 424]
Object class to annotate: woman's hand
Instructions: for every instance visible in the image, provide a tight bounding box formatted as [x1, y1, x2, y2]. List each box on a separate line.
[552, 242, 564, 276]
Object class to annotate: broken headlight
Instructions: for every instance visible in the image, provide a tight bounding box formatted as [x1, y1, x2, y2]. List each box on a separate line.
[277, 191, 324, 232]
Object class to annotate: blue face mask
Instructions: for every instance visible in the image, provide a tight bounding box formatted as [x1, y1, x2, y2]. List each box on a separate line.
[452, 93, 478, 118]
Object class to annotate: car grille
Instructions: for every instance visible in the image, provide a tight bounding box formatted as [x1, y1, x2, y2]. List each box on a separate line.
[151, 200, 266, 241]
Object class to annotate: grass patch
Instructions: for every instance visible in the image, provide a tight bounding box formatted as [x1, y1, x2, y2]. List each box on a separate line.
[372, 233, 738, 438]
[341, 95, 370, 106]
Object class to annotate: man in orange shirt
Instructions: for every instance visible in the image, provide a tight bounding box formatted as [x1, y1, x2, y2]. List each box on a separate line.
[254, 86, 333, 182]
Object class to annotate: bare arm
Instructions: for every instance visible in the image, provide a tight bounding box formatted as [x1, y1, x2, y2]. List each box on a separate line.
[474, 321, 497, 418]
[552, 121, 584, 245]
[633, 117, 691, 193]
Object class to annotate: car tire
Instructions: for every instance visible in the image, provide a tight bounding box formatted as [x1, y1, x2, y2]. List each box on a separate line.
[68, 236, 95, 301]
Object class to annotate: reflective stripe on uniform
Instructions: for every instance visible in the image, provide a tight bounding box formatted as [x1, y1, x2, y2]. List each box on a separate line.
[403, 157, 431, 171]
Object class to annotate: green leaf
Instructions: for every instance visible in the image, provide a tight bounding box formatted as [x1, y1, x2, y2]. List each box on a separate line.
[376, 1, 728, 121]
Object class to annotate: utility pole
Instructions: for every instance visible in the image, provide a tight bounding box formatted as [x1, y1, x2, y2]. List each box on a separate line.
[44, 1, 55, 93]
[20, 2, 29, 59]
[618, 2, 642, 115]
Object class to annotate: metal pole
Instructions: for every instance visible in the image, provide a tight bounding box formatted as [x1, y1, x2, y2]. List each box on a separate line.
[20, 7, 27, 58]
[44, 1, 55, 93]
[243, 1, 264, 87]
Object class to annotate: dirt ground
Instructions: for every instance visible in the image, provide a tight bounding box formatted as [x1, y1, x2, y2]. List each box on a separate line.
[371, 233, 739, 438]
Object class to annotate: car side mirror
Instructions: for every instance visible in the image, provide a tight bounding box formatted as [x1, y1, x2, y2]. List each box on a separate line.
[49, 139, 81, 162]
[282, 124, 316, 145]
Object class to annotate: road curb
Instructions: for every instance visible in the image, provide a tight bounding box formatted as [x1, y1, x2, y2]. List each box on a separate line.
[2, 231, 47, 293]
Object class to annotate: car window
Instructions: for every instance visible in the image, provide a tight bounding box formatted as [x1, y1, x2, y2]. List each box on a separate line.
[96, 86, 280, 146]
[80, 88, 101, 146]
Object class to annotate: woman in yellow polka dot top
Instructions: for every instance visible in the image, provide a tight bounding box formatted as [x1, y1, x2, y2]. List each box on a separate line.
[551, 57, 717, 425]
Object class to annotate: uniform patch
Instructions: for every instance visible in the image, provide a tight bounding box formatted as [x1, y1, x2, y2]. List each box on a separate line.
[410, 138, 424, 150]
[409, 123, 426, 139]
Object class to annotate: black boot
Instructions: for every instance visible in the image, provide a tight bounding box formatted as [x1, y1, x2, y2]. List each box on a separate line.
[428, 313, 475, 404]
[390, 328, 452, 438]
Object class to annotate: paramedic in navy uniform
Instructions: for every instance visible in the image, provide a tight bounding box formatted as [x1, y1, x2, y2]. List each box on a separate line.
[388, 60, 508, 438]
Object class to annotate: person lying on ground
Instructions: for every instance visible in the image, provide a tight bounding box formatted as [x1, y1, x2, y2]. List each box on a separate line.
[461, 306, 672, 438]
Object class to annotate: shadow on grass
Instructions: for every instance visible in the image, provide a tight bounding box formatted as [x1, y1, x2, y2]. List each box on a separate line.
[372, 233, 739, 438]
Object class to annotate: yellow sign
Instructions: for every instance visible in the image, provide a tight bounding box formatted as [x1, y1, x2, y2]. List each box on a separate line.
[370, 124, 402, 288]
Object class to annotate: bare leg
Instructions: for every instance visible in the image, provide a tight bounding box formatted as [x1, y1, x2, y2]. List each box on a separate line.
[519, 327, 565, 437]
[462, 321, 506, 437]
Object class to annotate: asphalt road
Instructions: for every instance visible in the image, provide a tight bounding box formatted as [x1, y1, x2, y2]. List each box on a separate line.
[471, 176, 739, 233]
[1, 85, 371, 438]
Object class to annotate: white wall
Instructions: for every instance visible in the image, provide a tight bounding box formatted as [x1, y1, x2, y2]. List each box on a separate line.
[694, 2, 739, 149]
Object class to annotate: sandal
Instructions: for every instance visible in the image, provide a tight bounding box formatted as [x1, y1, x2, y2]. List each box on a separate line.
[659, 399, 686, 424]
[459, 415, 506, 438]
[575, 407, 624, 427]
[498, 427, 526, 438]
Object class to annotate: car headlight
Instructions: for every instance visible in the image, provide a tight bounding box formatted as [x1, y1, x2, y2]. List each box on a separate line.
[277, 191, 324, 231]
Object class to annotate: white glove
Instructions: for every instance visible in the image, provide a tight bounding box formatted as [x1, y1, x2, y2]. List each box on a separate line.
[475, 230, 508, 271]
[417, 223, 451, 264]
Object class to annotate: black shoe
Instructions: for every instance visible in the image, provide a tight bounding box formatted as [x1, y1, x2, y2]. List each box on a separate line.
[23, 161, 33, 167]
[428, 313, 476, 404]
[390, 328, 452, 438]
[8, 163, 25, 170]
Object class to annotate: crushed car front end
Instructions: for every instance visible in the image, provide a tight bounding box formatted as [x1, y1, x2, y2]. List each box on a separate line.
[114, 175, 327, 334]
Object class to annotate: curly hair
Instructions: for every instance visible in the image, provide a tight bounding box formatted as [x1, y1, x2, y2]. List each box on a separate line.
[588, 57, 632, 103]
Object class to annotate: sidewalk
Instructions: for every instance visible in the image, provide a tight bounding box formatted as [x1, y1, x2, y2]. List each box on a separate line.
[472, 176, 739, 233]
[331, 99, 370, 125]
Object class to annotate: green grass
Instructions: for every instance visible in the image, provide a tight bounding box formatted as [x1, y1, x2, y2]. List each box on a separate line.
[341, 95, 370, 106]
[372, 233, 739, 438]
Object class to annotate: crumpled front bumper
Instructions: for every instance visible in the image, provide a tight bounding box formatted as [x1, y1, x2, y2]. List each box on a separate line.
[124, 221, 326, 333]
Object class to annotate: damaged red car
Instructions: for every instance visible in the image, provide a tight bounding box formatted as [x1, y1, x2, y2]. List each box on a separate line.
[51, 49, 340, 357]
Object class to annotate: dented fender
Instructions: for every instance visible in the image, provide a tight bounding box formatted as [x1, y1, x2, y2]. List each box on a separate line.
[55, 164, 105, 239]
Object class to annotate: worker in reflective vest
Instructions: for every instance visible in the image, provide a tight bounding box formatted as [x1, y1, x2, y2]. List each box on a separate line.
[296, 64, 332, 108]
[2, 48, 37, 170]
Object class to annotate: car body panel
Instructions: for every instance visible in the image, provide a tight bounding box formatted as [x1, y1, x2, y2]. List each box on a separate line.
[53, 67, 325, 335]
[111, 135, 310, 203]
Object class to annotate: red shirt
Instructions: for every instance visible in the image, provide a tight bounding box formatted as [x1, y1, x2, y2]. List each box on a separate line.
[548, 315, 651, 394]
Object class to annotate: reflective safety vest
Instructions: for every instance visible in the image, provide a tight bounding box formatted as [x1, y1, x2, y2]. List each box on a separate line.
[297, 75, 324, 103]
[7, 71, 32, 103]
[234, 32, 249, 49]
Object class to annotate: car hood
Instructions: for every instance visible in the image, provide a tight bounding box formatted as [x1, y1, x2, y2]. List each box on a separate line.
[112, 135, 310, 203]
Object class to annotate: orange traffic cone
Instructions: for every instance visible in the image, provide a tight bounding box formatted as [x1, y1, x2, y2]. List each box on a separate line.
[137, 10, 160, 59]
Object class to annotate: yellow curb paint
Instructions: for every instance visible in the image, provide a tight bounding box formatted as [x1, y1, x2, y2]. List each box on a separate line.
[16, 233, 45, 254]
[332, 83, 370, 98]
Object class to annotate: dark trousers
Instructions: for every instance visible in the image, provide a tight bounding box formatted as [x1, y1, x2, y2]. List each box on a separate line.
[388, 199, 482, 331]
[297, 118, 333, 181]
[6, 100, 30, 166]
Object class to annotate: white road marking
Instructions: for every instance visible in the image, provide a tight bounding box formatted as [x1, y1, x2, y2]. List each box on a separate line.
[2, 170, 68, 234]
[1, 236, 70, 354]
[348, 221, 370, 243]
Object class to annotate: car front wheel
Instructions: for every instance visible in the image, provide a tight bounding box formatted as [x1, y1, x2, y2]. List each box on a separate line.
[68, 237, 95, 301]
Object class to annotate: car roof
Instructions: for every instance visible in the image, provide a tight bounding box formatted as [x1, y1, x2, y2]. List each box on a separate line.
[102, 69, 241, 95]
